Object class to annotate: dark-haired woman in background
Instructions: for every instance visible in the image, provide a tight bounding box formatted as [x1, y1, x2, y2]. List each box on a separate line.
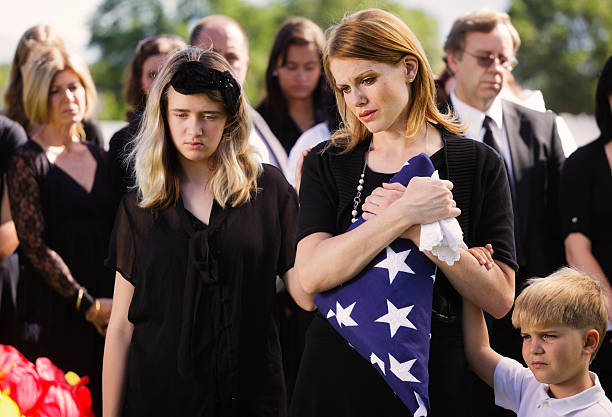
[561, 54, 612, 395]
[108, 34, 186, 202]
[257, 17, 335, 156]
[4, 24, 104, 147]
[257, 18, 338, 396]
[7, 46, 115, 414]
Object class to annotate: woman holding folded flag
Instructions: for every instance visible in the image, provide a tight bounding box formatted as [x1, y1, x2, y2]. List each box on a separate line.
[290, 9, 517, 417]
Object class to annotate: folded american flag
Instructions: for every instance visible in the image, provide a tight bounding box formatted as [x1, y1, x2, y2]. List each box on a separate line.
[314, 153, 436, 416]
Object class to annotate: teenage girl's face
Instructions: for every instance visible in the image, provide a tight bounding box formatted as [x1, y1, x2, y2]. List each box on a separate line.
[166, 86, 227, 167]
[330, 56, 417, 136]
[275, 43, 321, 102]
[48, 69, 86, 128]
[141, 53, 171, 96]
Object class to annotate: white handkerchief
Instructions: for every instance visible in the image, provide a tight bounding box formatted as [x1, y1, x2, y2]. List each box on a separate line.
[418, 171, 467, 266]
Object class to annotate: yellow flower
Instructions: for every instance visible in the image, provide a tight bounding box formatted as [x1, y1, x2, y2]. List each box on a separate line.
[64, 371, 80, 386]
[0, 390, 21, 417]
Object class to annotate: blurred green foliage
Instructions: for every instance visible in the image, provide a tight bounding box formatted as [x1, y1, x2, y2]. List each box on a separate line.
[0, 65, 8, 95]
[88, 0, 441, 120]
[509, 0, 612, 114]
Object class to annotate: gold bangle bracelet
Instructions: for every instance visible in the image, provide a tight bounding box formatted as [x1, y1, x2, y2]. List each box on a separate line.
[76, 287, 84, 311]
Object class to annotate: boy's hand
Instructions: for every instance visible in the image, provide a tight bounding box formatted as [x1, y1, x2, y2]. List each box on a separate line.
[467, 244, 494, 270]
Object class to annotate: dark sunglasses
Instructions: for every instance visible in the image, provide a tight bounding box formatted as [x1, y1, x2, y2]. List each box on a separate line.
[463, 50, 518, 71]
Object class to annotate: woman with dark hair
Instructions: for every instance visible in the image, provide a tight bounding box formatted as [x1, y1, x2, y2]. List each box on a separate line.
[561, 54, 612, 394]
[289, 9, 516, 416]
[108, 34, 186, 201]
[7, 45, 115, 415]
[4, 24, 104, 147]
[257, 17, 335, 155]
[102, 47, 311, 416]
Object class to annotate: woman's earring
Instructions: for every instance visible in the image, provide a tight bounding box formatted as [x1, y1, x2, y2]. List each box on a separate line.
[272, 71, 278, 77]
[408, 78, 414, 84]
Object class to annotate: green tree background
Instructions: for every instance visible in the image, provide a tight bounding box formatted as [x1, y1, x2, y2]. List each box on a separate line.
[508, 0, 612, 114]
[88, 0, 441, 120]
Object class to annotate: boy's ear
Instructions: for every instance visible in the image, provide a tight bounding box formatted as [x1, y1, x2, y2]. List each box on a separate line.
[583, 329, 600, 355]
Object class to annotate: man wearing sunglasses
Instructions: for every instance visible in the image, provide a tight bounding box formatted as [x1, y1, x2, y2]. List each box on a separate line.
[441, 9, 565, 417]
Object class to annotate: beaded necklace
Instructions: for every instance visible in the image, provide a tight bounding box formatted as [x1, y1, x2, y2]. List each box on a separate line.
[350, 124, 429, 224]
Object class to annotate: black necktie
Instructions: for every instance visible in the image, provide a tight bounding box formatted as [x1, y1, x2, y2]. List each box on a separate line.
[482, 116, 500, 153]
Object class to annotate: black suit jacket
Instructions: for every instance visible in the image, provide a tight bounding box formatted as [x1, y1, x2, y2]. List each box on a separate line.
[441, 98, 565, 284]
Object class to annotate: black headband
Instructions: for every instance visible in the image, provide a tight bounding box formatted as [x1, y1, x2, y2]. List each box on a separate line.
[169, 61, 241, 116]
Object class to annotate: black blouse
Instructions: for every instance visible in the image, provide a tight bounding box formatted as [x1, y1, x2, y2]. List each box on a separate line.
[561, 137, 612, 280]
[106, 165, 297, 417]
[0, 115, 27, 205]
[108, 114, 141, 205]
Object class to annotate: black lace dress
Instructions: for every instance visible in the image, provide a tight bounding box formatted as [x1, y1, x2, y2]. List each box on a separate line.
[7, 139, 116, 414]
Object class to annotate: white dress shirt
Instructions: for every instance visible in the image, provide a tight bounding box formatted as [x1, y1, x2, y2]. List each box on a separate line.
[450, 90, 517, 185]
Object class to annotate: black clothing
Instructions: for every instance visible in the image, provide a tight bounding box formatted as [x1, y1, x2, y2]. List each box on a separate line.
[290, 132, 517, 417]
[106, 165, 297, 417]
[561, 136, 612, 281]
[7, 139, 116, 415]
[108, 114, 141, 205]
[560, 136, 612, 395]
[256, 104, 328, 155]
[0, 115, 27, 347]
[0, 115, 27, 200]
[83, 118, 105, 148]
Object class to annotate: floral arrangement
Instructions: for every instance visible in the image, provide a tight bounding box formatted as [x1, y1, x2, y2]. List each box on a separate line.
[0, 345, 93, 417]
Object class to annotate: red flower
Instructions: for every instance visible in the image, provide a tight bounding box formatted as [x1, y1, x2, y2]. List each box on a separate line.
[0, 345, 30, 375]
[0, 345, 94, 417]
[32, 384, 81, 417]
[36, 358, 69, 387]
[0, 348, 43, 414]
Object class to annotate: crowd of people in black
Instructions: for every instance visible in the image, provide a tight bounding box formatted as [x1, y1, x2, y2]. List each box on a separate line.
[0, 7, 611, 417]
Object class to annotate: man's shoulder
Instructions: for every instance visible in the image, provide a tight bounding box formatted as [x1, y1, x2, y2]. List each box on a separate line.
[502, 99, 557, 125]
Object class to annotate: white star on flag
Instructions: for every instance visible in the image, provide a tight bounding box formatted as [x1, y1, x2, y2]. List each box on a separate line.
[370, 352, 386, 375]
[374, 246, 414, 284]
[375, 299, 416, 337]
[389, 353, 420, 383]
[414, 392, 428, 416]
[326, 301, 358, 327]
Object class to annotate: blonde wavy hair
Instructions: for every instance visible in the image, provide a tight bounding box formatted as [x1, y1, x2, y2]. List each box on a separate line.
[131, 47, 261, 210]
[324, 8, 462, 152]
[22, 46, 97, 138]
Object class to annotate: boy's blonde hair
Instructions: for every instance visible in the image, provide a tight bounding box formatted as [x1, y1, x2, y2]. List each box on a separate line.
[512, 267, 609, 359]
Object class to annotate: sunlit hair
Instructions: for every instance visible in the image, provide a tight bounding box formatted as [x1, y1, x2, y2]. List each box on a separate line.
[258, 17, 332, 131]
[512, 267, 609, 360]
[324, 8, 462, 152]
[595, 54, 612, 143]
[22, 46, 97, 138]
[3, 24, 64, 130]
[131, 47, 261, 210]
[444, 9, 521, 59]
[123, 34, 186, 121]
[190, 15, 249, 50]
